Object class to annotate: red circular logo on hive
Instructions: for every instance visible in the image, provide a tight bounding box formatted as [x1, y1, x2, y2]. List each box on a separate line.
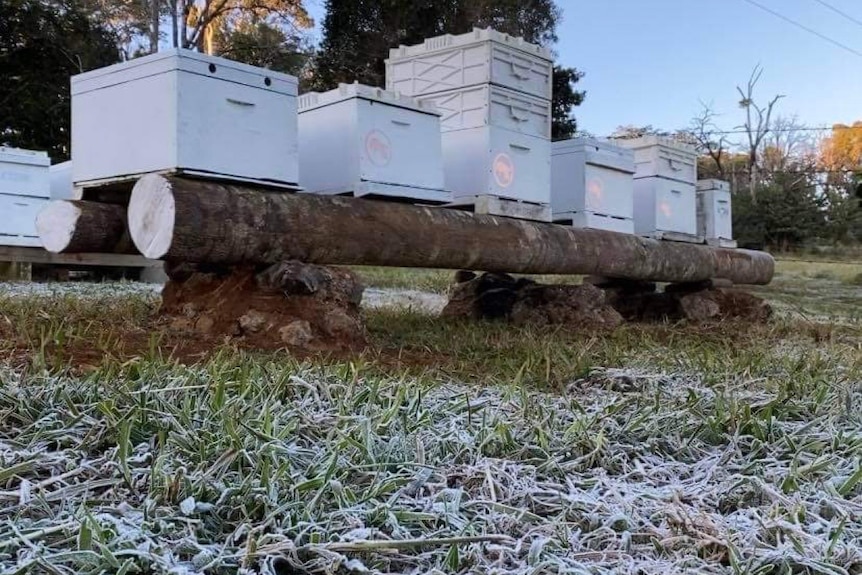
[365, 130, 392, 167]
[493, 153, 515, 188]
[659, 201, 672, 218]
[586, 178, 604, 210]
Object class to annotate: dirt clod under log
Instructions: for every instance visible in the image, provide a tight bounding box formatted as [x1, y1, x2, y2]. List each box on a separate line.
[444, 273, 772, 326]
[160, 261, 366, 350]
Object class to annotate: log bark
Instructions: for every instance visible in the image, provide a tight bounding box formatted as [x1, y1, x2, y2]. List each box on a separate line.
[37, 200, 137, 254]
[127, 174, 775, 285]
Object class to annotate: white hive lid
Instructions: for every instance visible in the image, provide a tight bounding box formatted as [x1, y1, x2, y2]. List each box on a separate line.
[0, 147, 50, 167]
[298, 83, 441, 115]
[387, 27, 553, 62]
[552, 137, 633, 156]
[615, 135, 697, 156]
[552, 138, 635, 172]
[71, 48, 298, 96]
[697, 179, 731, 192]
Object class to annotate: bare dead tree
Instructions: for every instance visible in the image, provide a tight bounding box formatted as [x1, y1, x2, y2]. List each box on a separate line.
[762, 115, 816, 173]
[736, 65, 783, 200]
[687, 101, 727, 179]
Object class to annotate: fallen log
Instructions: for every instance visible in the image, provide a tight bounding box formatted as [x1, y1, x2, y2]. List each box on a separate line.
[37, 200, 136, 254]
[127, 174, 775, 285]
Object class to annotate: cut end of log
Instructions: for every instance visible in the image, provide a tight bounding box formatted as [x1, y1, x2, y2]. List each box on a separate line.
[36, 201, 81, 253]
[128, 174, 175, 260]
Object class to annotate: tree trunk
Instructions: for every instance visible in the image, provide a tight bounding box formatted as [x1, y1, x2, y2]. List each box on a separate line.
[170, 0, 179, 48]
[149, 0, 160, 53]
[37, 200, 137, 254]
[127, 175, 776, 285]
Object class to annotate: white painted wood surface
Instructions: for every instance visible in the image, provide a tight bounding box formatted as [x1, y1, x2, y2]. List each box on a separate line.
[697, 179, 733, 241]
[440, 126, 550, 204]
[386, 28, 552, 99]
[632, 177, 697, 237]
[71, 48, 298, 188]
[558, 212, 635, 234]
[551, 138, 635, 221]
[49, 161, 74, 200]
[298, 83, 447, 201]
[617, 136, 698, 184]
[416, 84, 551, 138]
[0, 147, 50, 198]
[0, 194, 48, 248]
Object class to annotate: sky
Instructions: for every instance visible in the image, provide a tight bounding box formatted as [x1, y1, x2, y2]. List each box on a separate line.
[302, 0, 862, 141]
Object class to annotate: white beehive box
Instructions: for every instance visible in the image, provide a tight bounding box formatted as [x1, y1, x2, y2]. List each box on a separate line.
[386, 28, 553, 100]
[616, 136, 698, 184]
[632, 177, 697, 237]
[0, 194, 48, 247]
[551, 138, 635, 221]
[441, 126, 550, 204]
[697, 179, 733, 243]
[416, 83, 550, 138]
[50, 161, 73, 200]
[71, 48, 298, 188]
[0, 147, 50, 198]
[298, 83, 448, 203]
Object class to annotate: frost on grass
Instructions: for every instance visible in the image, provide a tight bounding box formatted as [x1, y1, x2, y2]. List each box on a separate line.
[0, 281, 163, 299]
[1, 358, 862, 574]
[361, 288, 447, 315]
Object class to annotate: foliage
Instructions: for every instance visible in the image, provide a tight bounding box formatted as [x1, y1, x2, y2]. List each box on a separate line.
[609, 124, 670, 139]
[733, 178, 824, 250]
[0, 0, 120, 161]
[551, 65, 585, 140]
[312, 0, 583, 138]
[78, 0, 312, 57]
[212, 19, 311, 76]
[820, 122, 862, 175]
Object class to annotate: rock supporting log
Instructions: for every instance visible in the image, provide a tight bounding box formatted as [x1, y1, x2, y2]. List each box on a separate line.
[443, 273, 624, 328]
[161, 260, 366, 350]
[37, 200, 136, 254]
[128, 174, 775, 285]
[445, 273, 773, 326]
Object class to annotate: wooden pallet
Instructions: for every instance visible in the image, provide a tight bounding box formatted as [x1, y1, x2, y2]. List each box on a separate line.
[705, 237, 738, 249]
[646, 230, 705, 244]
[0, 245, 160, 268]
[73, 170, 300, 204]
[310, 181, 452, 205]
[446, 195, 552, 222]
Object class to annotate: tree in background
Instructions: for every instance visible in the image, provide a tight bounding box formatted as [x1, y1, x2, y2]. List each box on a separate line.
[736, 65, 783, 200]
[609, 125, 668, 139]
[211, 19, 312, 76]
[820, 122, 862, 179]
[79, 0, 312, 60]
[0, 0, 120, 161]
[819, 122, 862, 244]
[312, 0, 585, 139]
[687, 103, 727, 179]
[551, 66, 585, 140]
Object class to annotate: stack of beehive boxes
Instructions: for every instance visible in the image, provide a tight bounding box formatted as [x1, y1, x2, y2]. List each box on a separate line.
[696, 179, 736, 247]
[0, 147, 50, 247]
[551, 138, 636, 233]
[297, 83, 449, 204]
[617, 136, 700, 241]
[386, 28, 554, 220]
